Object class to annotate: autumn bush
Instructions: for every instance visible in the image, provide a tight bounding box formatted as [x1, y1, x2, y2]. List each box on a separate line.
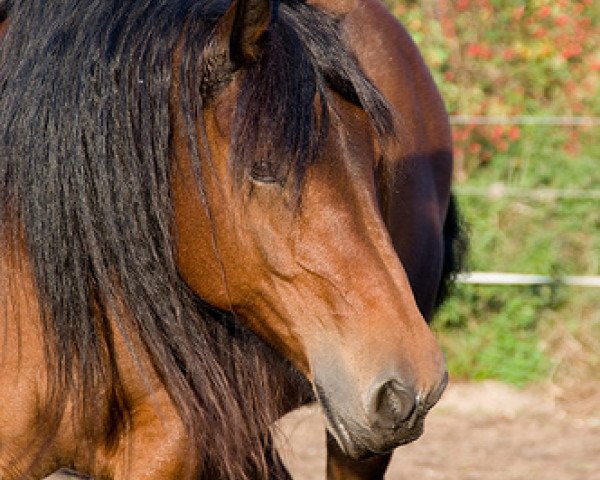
[390, 0, 599, 176]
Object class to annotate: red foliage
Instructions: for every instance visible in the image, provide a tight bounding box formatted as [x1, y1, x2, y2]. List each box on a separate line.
[401, 0, 598, 173]
[466, 43, 493, 59]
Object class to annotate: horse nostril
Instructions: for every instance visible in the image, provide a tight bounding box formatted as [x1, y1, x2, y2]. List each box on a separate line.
[425, 370, 449, 410]
[370, 380, 417, 429]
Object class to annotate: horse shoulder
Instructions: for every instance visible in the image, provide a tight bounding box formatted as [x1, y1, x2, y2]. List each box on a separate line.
[0, 241, 56, 475]
[82, 303, 198, 478]
[0, 239, 194, 477]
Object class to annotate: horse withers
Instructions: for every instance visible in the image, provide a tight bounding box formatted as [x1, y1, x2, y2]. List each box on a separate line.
[0, 0, 460, 478]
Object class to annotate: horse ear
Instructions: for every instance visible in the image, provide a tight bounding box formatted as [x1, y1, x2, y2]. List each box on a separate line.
[217, 0, 272, 64]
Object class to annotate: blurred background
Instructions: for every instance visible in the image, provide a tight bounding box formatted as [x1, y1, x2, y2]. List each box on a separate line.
[278, 1, 600, 478]
[390, 0, 599, 390]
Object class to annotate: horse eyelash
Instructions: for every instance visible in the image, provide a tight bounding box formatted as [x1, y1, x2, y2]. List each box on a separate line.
[249, 160, 286, 185]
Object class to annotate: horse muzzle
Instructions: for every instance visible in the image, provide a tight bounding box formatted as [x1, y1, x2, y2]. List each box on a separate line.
[315, 370, 448, 460]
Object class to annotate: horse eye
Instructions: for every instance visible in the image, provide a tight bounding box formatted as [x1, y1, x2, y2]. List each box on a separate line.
[250, 161, 284, 184]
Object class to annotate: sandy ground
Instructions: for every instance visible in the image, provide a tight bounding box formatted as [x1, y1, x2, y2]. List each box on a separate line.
[46, 380, 600, 480]
[275, 380, 600, 480]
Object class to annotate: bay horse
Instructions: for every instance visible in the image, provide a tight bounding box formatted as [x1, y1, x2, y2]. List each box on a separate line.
[0, 0, 464, 478]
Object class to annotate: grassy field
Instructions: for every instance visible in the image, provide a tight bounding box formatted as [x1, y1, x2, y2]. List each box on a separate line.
[390, 0, 600, 386]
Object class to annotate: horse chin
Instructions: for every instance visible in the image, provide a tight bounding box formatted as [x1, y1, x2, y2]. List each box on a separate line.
[319, 392, 426, 460]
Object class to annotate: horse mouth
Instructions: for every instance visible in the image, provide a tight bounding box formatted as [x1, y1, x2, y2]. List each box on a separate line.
[316, 383, 426, 460]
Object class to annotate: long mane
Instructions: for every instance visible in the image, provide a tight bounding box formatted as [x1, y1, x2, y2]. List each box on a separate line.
[0, 0, 394, 477]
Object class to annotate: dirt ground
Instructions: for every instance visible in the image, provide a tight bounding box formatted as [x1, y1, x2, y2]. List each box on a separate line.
[46, 380, 600, 480]
[274, 380, 600, 480]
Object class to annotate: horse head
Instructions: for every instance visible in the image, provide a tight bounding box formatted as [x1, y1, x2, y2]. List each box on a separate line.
[172, 0, 447, 459]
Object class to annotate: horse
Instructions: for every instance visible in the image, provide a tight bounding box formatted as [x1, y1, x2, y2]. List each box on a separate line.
[0, 0, 464, 478]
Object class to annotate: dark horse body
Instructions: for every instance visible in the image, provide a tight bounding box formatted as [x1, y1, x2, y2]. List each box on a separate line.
[0, 0, 463, 478]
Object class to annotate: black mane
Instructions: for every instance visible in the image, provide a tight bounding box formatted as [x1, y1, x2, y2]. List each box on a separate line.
[0, 0, 394, 477]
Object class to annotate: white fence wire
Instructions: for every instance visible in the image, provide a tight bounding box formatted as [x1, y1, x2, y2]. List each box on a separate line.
[449, 115, 600, 127]
[450, 115, 599, 287]
[457, 272, 600, 288]
[455, 185, 600, 201]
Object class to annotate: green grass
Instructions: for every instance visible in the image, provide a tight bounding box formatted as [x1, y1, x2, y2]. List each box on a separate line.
[432, 137, 599, 387]
[433, 184, 599, 386]
[434, 281, 600, 387]
[435, 284, 556, 387]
